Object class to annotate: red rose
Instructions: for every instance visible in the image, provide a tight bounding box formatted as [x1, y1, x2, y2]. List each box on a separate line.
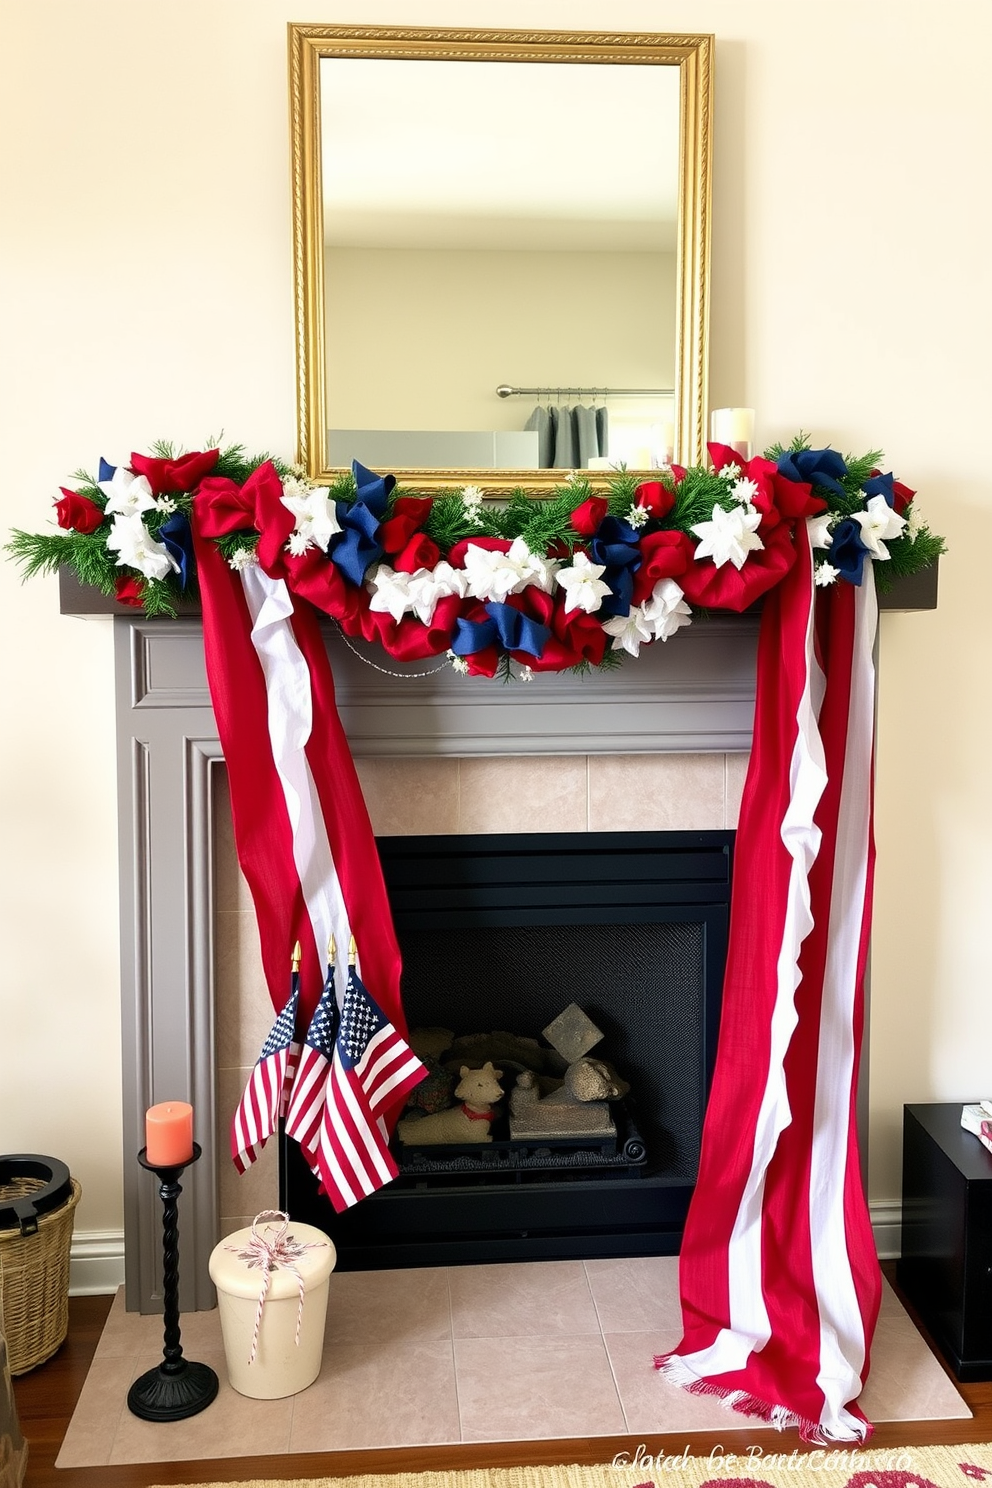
[129, 448, 219, 496]
[55, 489, 104, 534]
[570, 496, 609, 537]
[394, 534, 441, 573]
[379, 496, 433, 554]
[631, 530, 693, 605]
[114, 575, 145, 608]
[634, 480, 675, 521]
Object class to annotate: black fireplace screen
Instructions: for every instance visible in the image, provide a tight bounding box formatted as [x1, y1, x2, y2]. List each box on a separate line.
[282, 829, 732, 1269]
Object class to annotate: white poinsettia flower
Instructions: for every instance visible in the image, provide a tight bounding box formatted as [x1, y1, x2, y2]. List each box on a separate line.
[556, 551, 614, 615]
[641, 578, 693, 641]
[280, 479, 340, 554]
[815, 562, 840, 587]
[626, 503, 650, 529]
[602, 607, 655, 658]
[462, 539, 556, 601]
[98, 466, 156, 518]
[729, 476, 760, 506]
[462, 542, 510, 601]
[367, 564, 414, 623]
[106, 512, 179, 581]
[691, 503, 764, 570]
[406, 561, 468, 625]
[850, 493, 906, 561]
[807, 512, 834, 550]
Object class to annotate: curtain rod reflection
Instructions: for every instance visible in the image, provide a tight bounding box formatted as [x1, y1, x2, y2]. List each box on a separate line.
[496, 383, 674, 400]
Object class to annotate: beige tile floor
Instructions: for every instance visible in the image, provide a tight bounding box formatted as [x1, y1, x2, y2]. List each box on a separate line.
[56, 1257, 971, 1469]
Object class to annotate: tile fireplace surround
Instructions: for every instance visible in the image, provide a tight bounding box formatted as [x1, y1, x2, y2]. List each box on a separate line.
[110, 607, 760, 1313]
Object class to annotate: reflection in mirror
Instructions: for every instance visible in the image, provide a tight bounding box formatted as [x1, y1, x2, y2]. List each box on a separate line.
[291, 28, 712, 489]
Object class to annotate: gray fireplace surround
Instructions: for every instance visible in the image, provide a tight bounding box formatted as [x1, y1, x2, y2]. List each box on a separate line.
[91, 564, 934, 1312]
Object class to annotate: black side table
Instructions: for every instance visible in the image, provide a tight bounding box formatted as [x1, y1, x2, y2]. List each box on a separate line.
[898, 1102, 992, 1380]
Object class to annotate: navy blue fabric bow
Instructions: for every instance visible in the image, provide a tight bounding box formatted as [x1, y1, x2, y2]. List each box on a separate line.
[451, 602, 550, 659]
[159, 512, 196, 590]
[328, 460, 396, 587]
[829, 517, 870, 585]
[862, 472, 896, 507]
[587, 515, 641, 618]
[776, 447, 849, 498]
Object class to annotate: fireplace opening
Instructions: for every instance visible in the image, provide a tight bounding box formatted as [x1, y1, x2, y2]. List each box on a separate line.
[282, 828, 732, 1268]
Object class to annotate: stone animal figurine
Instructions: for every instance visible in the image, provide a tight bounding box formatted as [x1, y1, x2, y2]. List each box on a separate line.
[509, 1056, 630, 1138]
[397, 1062, 504, 1146]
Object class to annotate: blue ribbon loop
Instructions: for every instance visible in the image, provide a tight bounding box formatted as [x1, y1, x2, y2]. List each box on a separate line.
[451, 602, 550, 659]
[159, 512, 196, 590]
[588, 515, 640, 618]
[862, 472, 896, 507]
[98, 457, 116, 483]
[328, 460, 396, 587]
[776, 447, 849, 497]
[829, 517, 870, 585]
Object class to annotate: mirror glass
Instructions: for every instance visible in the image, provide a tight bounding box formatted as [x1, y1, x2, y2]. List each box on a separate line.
[291, 28, 712, 489]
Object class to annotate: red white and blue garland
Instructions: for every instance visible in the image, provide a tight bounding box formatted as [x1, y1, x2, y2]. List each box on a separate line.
[6, 439, 945, 1443]
[8, 438, 943, 677]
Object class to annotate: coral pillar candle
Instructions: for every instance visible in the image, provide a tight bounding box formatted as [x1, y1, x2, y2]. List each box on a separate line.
[145, 1101, 194, 1166]
[710, 407, 755, 460]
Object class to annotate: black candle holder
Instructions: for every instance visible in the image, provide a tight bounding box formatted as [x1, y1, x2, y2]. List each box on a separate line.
[127, 1143, 219, 1422]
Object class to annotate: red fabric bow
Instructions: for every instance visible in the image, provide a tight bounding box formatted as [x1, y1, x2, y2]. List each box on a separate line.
[130, 448, 219, 496]
[379, 497, 433, 555]
[679, 520, 797, 612]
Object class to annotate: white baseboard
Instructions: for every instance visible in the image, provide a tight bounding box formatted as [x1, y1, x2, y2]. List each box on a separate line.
[68, 1205, 904, 1295]
[69, 1230, 125, 1295]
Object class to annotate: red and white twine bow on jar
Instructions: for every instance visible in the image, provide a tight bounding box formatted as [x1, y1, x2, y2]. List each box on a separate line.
[226, 1210, 328, 1365]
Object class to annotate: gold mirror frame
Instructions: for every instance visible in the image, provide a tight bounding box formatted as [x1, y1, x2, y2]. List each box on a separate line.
[289, 24, 713, 490]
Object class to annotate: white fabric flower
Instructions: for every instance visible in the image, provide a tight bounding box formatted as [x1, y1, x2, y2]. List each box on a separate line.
[729, 476, 760, 506]
[851, 493, 906, 561]
[691, 503, 764, 570]
[281, 478, 340, 554]
[106, 512, 179, 581]
[406, 561, 468, 625]
[807, 512, 834, 550]
[98, 466, 156, 518]
[518, 665, 535, 682]
[556, 551, 614, 615]
[718, 462, 742, 481]
[154, 495, 178, 515]
[626, 503, 650, 530]
[446, 650, 470, 676]
[367, 564, 414, 623]
[641, 578, 693, 640]
[815, 562, 840, 586]
[462, 538, 556, 602]
[228, 547, 259, 571]
[602, 607, 655, 657]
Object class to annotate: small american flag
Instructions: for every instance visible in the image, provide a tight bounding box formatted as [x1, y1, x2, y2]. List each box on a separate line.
[283, 962, 339, 1162]
[232, 963, 301, 1175]
[313, 960, 426, 1213]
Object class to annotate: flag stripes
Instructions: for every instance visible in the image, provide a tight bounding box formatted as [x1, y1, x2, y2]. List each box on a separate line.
[657, 522, 883, 1442]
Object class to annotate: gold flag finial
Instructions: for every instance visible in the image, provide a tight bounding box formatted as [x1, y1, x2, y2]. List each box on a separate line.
[291, 940, 302, 972]
[348, 934, 357, 964]
[328, 935, 336, 965]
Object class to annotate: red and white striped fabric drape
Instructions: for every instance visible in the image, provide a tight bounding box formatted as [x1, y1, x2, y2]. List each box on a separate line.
[657, 520, 882, 1442]
[192, 526, 422, 1207]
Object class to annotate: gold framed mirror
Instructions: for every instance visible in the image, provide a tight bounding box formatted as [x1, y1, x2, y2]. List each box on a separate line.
[290, 24, 712, 491]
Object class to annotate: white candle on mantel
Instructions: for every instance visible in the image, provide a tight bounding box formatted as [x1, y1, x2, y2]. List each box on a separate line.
[710, 407, 755, 460]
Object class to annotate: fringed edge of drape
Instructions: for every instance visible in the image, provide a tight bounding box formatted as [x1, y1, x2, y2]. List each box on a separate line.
[653, 1353, 872, 1445]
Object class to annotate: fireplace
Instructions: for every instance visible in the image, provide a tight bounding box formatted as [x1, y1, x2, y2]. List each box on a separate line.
[282, 828, 732, 1267]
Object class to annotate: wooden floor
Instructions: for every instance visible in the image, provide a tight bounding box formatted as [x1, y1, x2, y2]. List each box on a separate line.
[13, 1267, 992, 1488]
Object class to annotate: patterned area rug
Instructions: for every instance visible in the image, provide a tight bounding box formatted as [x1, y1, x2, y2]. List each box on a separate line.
[151, 1446, 992, 1488]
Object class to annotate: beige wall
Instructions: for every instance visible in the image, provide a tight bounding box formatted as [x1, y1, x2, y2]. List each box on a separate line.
[324, 247, 676, 430]
[1, 0, 987, 1244]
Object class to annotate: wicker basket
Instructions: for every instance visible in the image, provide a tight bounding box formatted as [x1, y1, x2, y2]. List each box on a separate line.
[0, 1174, 81, 1375]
